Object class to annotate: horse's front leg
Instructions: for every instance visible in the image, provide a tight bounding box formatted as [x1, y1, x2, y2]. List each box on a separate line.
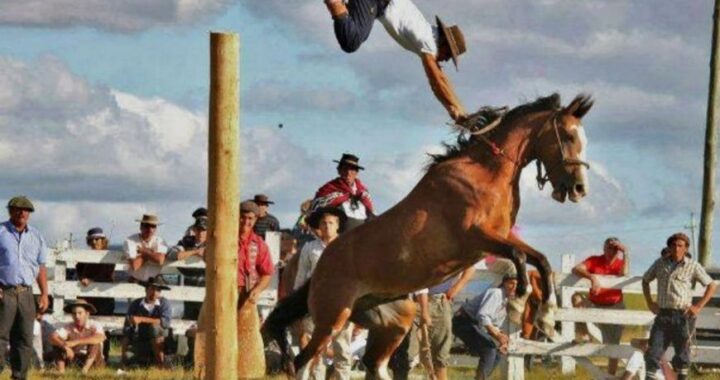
[467, 226, 553, 302]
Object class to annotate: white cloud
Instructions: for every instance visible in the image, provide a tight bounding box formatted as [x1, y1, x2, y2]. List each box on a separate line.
[0, 0, 231, 32]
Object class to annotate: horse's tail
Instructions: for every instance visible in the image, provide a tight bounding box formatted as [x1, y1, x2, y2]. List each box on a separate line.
[262, 279, 311, 375]
[264, 279, 311, 332]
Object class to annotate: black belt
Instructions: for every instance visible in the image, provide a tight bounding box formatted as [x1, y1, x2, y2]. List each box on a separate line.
[0, 284, 30, 291]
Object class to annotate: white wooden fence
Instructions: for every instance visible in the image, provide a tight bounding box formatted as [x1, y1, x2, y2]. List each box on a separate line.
[33, 244, 720, 378]
[38, 232, 282, 335]
[491, 254, 720, 380]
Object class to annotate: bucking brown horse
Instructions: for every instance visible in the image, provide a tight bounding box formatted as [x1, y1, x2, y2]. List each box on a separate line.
[263, 93, 594, 379]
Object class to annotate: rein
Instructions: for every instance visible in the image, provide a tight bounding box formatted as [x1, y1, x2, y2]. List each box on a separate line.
[468, 111, 590, 190]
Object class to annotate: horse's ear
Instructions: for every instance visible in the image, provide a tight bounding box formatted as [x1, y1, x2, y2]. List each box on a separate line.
[564, 94, 594, 119]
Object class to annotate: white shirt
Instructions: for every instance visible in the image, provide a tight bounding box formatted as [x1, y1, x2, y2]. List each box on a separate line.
[294, 239, 328, 290]
[142, 298, 161, 313]
[56, 320, 105, 354]
[123, 233, 168, 281]
[379, 0, 438, 56]
[341, 182, 368, 220]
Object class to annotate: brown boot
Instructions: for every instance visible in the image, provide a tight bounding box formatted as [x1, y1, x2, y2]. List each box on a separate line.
[325, 0, 348, 19]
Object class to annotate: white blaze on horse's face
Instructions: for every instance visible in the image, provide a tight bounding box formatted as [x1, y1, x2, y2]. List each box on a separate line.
[567, 124, 589, 203]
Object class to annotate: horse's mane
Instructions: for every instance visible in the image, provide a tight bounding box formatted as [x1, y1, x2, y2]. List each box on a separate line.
[427, 93, 561, 168]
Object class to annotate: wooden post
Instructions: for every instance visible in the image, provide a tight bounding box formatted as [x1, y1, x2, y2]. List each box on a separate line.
[204, 32, 240, 380]
[560, 254, 576, 375]
[700, 0, 720, 267]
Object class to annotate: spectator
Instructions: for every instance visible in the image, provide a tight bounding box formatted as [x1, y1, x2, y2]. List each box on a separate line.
[452, 273, 518, 380]
[238, 201, 275, 305]
[123, 214, 168, 282]
[292, 199, 316, 250]
[313, 153, 374, 231]
[0, 195, 50, 380]
[252, 194, 280, 239]
[76, 227, 115, 316]
[642, 233, 717, 380]
[49, 299, 105, 374]
[167, 218, 207, 320]
[416, 267, 476, 380]
[237, 201, 275, 372]
[294, 207, 352, 380]
[122, 276, 173, 368]
[32, 297, 55, 370]
[185, 207, 208, 237]
[571, 237, 629, 375]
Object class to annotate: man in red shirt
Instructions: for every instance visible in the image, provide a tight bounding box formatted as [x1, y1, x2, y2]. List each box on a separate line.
[571, 236, 629, 375]
[237, 200, 275, 376]
[238, 200, 275, 307]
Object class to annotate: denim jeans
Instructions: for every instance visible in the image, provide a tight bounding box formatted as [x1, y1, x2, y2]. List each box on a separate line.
[644, 309, 695, 380]
[333, 0, 387, 53]
[452, 311, 501, 379]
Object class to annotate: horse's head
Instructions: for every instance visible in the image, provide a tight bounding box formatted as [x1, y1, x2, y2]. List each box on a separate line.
[535, 94, 593, 203]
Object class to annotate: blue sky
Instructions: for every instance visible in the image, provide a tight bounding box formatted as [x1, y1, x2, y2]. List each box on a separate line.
[0, 0, 716, 274]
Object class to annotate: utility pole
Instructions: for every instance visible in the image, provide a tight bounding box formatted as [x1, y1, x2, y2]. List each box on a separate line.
[699, 0, 720, 267]
[685, 213, 698, 258]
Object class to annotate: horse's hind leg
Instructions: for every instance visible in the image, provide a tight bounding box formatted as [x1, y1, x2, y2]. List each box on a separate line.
[361, 299, 416, 380]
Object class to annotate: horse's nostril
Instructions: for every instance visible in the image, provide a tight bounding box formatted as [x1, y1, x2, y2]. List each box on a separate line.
[575, 184, 585, 194]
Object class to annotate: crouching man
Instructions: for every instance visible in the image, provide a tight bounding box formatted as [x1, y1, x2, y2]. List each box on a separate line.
[49, 299, 105, 374]
[452, 273, 518, 380]
[122, 276, 172, 368]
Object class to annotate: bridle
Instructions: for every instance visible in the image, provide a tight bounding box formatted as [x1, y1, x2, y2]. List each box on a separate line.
[535, 113, 590, 190]
[465, 111, 590, 190]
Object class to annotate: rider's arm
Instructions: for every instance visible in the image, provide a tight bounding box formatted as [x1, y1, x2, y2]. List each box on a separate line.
[421, 53, 466, 121]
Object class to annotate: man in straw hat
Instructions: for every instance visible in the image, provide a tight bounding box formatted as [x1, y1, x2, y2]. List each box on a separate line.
[121, 276, 173, 368]
[49, 299, 106, 374]
[313, 153, 374, 231]
[324, 0, 468, 124]
[0, 195, 50, 379]
[123, 214, 168, 283]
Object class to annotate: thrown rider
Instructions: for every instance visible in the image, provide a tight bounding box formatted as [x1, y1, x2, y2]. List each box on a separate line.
[323, 0, 469, 124]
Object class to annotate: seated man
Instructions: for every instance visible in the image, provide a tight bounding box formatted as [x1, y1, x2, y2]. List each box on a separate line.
[167, 218, 207, 320]
[122, 276, 172, 368]
[452, 273, 518, 380]
[49, 299, 106, 374]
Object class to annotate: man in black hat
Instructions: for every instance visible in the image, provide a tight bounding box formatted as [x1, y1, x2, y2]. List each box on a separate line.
[121, 276, 173, 368]
[0, 195, 50, 380]
[323, 0, 468, 124]
[184, 207, 208, 237]
[313, 153, 374, 231]
[252, 194, 280, 240]
[49, 299, 106, 374]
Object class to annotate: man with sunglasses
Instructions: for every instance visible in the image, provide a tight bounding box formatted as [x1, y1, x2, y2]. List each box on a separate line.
[123, 214, 168, 283]
[313, 153, 374, 231]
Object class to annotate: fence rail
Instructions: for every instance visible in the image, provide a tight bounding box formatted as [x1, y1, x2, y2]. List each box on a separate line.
[42, 232, 282, 334]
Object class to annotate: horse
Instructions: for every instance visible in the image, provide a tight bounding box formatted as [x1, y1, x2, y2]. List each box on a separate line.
[263, 93, 594, 379]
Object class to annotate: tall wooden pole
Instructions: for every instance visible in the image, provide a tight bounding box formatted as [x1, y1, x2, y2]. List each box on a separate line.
[700, 1, 720, 267]
[205, 32, 240, 379]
